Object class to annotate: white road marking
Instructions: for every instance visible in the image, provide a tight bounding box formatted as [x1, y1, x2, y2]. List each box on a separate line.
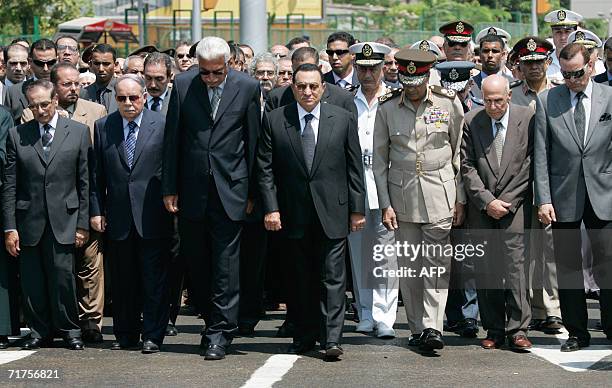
[240, 354, 300, 388]
[0, 351, 36, 365]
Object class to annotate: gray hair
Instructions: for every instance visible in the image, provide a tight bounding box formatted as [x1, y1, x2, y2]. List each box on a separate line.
[249, 52, 278, 76]
[123, 55, 143, 73]
[114, 74, 145, 93]
[196, 36, 230, 63]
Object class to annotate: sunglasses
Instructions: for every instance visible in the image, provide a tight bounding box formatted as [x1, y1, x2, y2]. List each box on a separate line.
[561, 64, 588, 79]
[447, 41, 469, 48]
[295, 82, 321, 92]
[176, 53, 191, 59]
[116, 95, 141, 103]
[326, 49, 350, 58]
[33, 58, 57, 68]
[199, 68, 225, 76]
[57, 44, 78, 53]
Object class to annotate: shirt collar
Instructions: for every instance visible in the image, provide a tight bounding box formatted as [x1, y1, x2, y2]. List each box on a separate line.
[569, 79, 593, 101]
[147, 88, 169, 105]
[122, 111, 144, 129]
[355, 82, 386, 106]
[333, 69, 354, 85]
[40, 111, 59, 131]
[297, 102, 321, 122]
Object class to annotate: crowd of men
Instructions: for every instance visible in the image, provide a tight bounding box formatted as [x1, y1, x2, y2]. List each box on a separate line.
[0, 7, 611, 361]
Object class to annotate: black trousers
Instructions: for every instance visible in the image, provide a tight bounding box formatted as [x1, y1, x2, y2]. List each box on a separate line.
[166, 215, 186, 325]
[552, 197, 612, 341]
[179, 182, 242, 347]
[19, 224, 81, 339]
[239, 220, 268, 327]
[290, 222, 347, 345]
[0, 238, 20, 336]
[107, 227, 170, 345]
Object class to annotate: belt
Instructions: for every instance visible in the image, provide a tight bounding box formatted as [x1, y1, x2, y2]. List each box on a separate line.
[390, 159, 447, 174]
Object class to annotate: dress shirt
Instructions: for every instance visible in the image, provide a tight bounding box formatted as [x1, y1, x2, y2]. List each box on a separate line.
[332, 69, 355, 87]
[491, 107, 510, 143]
[146, 88, 169, 110]
[207, 78, 226, 102]
[122, 111, 144, 141]
[297, 102, 321, 143]
[39, 111, 59, 140]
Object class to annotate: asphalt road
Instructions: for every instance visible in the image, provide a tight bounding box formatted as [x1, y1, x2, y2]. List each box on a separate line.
[0, 302, 610, 387]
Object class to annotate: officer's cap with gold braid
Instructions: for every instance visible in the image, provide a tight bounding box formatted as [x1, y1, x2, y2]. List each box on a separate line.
[513, 36, 553, 62]
[568, 29, 602, 50]
[435, 61, 474, 92]
[475, 27, 511, 45]
[395, 49, 436, 87]
[544, 9, 582, 29]
[439, 21, 474, 43]
[349, 42, 391, 67]
[409, 40, 443, 59]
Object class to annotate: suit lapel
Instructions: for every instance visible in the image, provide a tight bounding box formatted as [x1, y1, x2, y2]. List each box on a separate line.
[213, 71, 239, 125]
[585, 83, 603, 147]
[25, 121, 46, 164]
[193, 75, 213, 118]
[498, 107, 520, 180]
[310, 103, 334, 177]
[321, 86, 332, 103]
[556, 86, 583, 150]
[284, 104, 308, 175]
[475, 112, 499, 176]
[46, 117, 70, 165]
[112, 113, 129, 169]
[132, 110, 156, 167]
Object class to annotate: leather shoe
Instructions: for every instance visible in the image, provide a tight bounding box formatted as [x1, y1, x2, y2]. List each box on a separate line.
[22, 337, 52, 350]
[142, 339, 160, 354]
[286, 341, 315, 355]
[407, 334, 421, 347]
[82, 329, 103, 343]
[238, 324, 255, 336]
[324, 343, 343, 359]
[419, 328, 444, 351]
[481, 335, 505, 349]
[527, 319, 543, 331]
[540, 316, 563, 334]
[561, 336, 589, 352]
[111, 340, 139, 350]
[0, 336, 9, 349]
[203, 344, 226, 360]
[276, 321, 295, 338]
[165, 323, 178, 336]
[458, 319, 478, 338]
[509, 335, 532, 351]
[66, 337, 84, 350]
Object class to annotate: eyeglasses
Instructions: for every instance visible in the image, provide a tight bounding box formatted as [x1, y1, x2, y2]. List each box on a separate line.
[447, 41, 469, 48]
[199, 68, 225, 76]
[28, 100, 53, 110]
[483, 98, 507, 107]
[176, 53, 191, 59]
[295, 82, 321, 92]
[255, 70, 275, 77]
[326, 49, 350, 58]
[561, 64, 588, 79]
[116, 95, 142, 103]
[57, 45, 78, 53]
[32, 58, 57, 68]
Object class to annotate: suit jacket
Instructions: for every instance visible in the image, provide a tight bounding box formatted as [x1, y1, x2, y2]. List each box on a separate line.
[265, 82, 357, 119]
[144, 83, 173, 117]
[461, 105, 534, 227]
[323, 69, 360, 88]
[162, 68, 261, 222]
[0, 106, 11, 168]
[593, 71, 611, 86]
[257, 103, 366, 239]
[83, 79, 118, 114]
[534, 82, 612, 222]
[91, 110, 172, 240]
[2, 81, 28, 124]
[1, 116, 91, 245]
[21, 98, 107, 142]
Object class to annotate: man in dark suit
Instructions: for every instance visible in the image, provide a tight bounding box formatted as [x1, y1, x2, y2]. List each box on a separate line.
[144, 52, 173, 117]
[91, 74, 172, 354]
[82, 44, 118, 114]
[257, 63, 366, 360]
[322, 32, 360, 89]
[469, 34, 515, 107]
[462, 75, 534, 350]
[535, 43, 612, 352]
[593, 37, 611, 86]
[2, 79, 91, 350]
[162, 36, 261, 360]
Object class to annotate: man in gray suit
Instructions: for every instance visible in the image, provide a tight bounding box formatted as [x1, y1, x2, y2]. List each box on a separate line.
[462, 75, 533, 350]
[535, 42, 612, 352]
[2, 79, 91, 350]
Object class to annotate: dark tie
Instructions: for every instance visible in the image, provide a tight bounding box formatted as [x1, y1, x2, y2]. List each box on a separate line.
[125, 121, 137, 168]
[301, 113, 316, 172]
[493, 121, 504, 166]
[42, 123, 53, 158]
[150, 97, 161, 112]
[574, 91, 585, 146]
[96, 88, 104, 105]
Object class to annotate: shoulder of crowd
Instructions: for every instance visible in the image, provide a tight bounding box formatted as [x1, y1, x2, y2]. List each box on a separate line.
[509, 80, 523, 89]
[429, 85, 456, 99]
[378, 88, 402, 104]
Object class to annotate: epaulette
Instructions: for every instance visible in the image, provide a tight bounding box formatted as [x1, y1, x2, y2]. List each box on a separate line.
[509, 79, 523, 89]
[550, 77, 564, 86]
[378, 88, 402, 104]
[470, 95, 484, 107]
[346, 84, 360, 93]
[430, 85, 456, 99]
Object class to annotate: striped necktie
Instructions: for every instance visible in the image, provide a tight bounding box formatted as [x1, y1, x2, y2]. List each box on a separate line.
[125, 121, 137, 168]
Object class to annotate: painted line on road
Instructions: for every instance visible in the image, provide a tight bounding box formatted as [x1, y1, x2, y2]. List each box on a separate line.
[0, 351, 36, 365]
[240, 354, 300, 388]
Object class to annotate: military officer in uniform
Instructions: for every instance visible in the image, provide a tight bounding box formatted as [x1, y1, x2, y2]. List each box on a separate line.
[410, 40, 443, 86]
[436, 61, 475, 112]
[544, 9, 583, 83]
[373, 49, 466, 352]
[347, 41, 399, 339]
[510, 37, 556, 110]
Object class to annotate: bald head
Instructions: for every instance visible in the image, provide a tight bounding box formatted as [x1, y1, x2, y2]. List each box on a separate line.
[482, 74, 509, 95]
[482, 74, 511, 120]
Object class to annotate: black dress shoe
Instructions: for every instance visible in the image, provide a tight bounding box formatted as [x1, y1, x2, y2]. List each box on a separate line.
[66, 337, 84, 350]
[561, 336, 589, 352]
[540, 316, 563, 334]
[22, 337, 52, 350]
[276, 321, 295, 338]
[111, 341, 139, 350]
[203, 344, 226, 360]
[527, 319, 543, 331]
[443, 321, 461, 333]
[0, 336, 10, 349]
[286, 341, 316, 355]
[324, 343, 343, 359]
[165, 324, 178, 336]
[238, 324, 255, 336]
[142, 339, 160, 354]
[82, 329, 103, 343]
[419, 328, 444, 351]
[458, 319, 479, 338]
[407, 334, 421, 347]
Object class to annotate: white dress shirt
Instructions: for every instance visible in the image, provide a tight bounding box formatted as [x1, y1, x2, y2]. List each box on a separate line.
[569, 80, 593, 144]
[122, 111, 144, 141]
[39, 112, 59, 145]
[297, 102, 321, 143]
[332, 69, 354, 87]
[146, 88, 169, 111]
[491, 106, 510, 144]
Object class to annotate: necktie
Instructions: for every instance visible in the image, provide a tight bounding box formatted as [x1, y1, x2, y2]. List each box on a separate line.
[337, 79, 348, 89]
[96, 88, 104, 105]
[150, 97, 161, 112]
[301, 113, 316, 172]
[210, 87, 221, 119]
[42, 123, 53, 158]
[125, 121, 137, 168]
[574, 91, 586, 145]
[493, 121, 505, 166]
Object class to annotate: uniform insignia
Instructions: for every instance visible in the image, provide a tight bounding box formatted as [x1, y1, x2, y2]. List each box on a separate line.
[456, 22, 465, 34]
[557, 10, 566, 21]
[509, 79, 524, 89]
[424, 106, 450, 125]
[419, 40, 429, 51]
[526, 38, 537, 52]
[378, 88, 402, 104]
[449, 68, 459, 81]
[488, 27, 497, 35]
[347, 84, 360, 93]
[575, 31, 585, 41]
[362, 44, 373, 58]
[430, 85, 456, 99]
[407, 61, 417, 74]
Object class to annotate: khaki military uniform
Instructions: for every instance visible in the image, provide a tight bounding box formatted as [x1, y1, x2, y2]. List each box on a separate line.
[510, 79, 556, 110]
[373, 85, 465, 334]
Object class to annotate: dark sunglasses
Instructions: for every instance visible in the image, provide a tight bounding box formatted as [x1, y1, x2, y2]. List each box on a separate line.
[326, 49, 350, 57]
[199, 68, 225, 76]
[561, 64, 588, 80]
[447, 41, 469, 48]
[116, 95, 141, 102]
[33, 58, 57, 68]
[177, 53, 191, 59]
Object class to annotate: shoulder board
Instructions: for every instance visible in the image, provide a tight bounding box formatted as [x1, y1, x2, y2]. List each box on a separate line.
[378, 88, 402, 104]
[470, 95, 484, 107]
[430, 85, 456, 99]
[550, 78, 564, 86]
[509, 79, 523, 89]
[346, 84, 360, 93]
